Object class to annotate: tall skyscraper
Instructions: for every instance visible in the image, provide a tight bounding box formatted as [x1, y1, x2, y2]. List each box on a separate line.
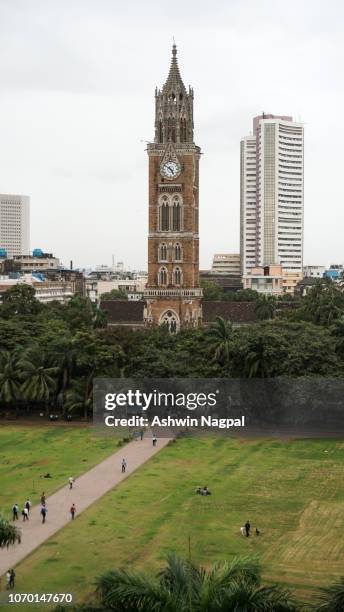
[144, 45, 202, 332]
[0, 194, 30, 258]
[240, 115, 304, 275]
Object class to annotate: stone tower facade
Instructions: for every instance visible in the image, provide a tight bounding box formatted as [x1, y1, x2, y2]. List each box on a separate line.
[144, 45, 203, 332]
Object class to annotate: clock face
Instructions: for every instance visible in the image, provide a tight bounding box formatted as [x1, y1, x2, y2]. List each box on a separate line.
[160, 160, 181, 179]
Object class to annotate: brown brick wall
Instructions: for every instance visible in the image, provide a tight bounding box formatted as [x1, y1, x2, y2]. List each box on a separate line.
[147, 151, 200, 290]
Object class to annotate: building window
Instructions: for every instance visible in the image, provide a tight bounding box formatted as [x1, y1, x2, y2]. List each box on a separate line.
[174, 242, 182, 261]
[158, 120, 163, 142]
[173, 266, 182, 286]
[172, 196, 181, 231]
[159, 196, 169, 231]
[158, 266, 168, 286]
[180, 118, 187, 141]
[160, 310, 179, 333]
[167, 116, 176, 143]
[159, 242, 167, 261]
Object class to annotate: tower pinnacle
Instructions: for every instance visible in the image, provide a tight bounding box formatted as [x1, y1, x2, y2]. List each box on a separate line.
[154, 45, 194, 144]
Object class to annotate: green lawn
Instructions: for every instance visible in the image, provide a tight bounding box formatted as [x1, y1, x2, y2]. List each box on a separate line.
[5, 435, 344, 607]
[0, 424, 123, 519]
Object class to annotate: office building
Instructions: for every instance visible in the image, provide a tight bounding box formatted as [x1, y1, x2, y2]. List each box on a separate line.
[0, 194, 30, 258]
[211, 254, 240, 275]
[240, 115, 304, 275]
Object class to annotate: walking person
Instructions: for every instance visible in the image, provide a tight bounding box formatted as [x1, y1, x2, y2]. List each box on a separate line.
[25, 499, 31, 515]
[70, 503, 76, 520]
[121, 458, 127, 473]
[140, 429, 144, 441]
[12, 504, 19, 521]
[152, 434, 157, 447]
[245, 520, 251, 537]
[41, 505, 47, 524]
[40, 492, 46, 506]
[68, 477, 74, 490]
[9, 569, 15, 589]
[6, 570, 11, 590]
[22, 507, 29, 521]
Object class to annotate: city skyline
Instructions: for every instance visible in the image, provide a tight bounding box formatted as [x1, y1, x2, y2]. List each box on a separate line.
[0, 1, 344, 269]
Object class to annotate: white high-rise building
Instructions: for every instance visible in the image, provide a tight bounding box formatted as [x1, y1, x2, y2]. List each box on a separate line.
[0, 194, 30, 258]
[240, 115, 304, 275]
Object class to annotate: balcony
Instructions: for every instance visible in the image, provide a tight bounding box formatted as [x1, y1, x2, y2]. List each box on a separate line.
[144, 288, 203, 298]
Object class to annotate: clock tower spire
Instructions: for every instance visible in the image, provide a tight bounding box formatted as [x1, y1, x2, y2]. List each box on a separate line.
[154, 44, 194, 145]
[144, 45, 203, 332]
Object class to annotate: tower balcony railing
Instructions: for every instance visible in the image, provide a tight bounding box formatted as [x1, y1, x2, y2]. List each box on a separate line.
[144, 287, 203, 298]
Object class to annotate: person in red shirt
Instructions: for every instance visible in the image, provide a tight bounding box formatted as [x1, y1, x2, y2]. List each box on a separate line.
[70, 503, 76, 520]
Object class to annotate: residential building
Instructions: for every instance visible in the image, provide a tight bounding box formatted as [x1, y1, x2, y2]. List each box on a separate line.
[13, 251, 60, 273]
[0, 274, 73, 303]
[211, 254, 240, 275]
[200, 270, 242, 293]
[0, 194, 30, 258]
[85, 276, 147, 302]
[240, 115, 304, 275]
[282, 271, 303, 295]
[243, 264, 284, 295]
[323, 264, 343, 281]
[303, 265, 326, 278]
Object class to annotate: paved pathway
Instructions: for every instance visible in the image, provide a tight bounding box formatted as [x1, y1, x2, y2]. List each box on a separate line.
[0, 435, 171, 575]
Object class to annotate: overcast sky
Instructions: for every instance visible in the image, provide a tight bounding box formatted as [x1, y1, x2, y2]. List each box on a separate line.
[0, 0, 343, 270]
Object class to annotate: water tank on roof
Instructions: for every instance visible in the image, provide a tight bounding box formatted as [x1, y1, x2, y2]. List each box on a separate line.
[33, 248, 44, 257]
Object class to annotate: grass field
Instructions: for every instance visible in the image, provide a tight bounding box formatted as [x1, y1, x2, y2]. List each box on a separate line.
[4, 434, 344, 607]
[0, 424, 124, 519]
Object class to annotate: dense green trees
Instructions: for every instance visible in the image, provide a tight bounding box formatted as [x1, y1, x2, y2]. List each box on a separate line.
[1, 278, 344, 416]
[100, 288, 128, 301]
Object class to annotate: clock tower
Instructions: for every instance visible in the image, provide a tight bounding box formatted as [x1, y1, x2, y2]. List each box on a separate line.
[144, 44, 203, 332]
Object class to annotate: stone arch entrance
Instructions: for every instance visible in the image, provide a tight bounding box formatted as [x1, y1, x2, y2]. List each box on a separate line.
[159, 309, 180, 333]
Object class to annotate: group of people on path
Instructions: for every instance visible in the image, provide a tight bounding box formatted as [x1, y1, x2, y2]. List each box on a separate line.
[12, 499, 31, 522]
[5, 569, 16, 589]
[11, 477, 77, 530]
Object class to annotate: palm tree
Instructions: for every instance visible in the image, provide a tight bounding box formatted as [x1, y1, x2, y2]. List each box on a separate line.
[254, 295, 277, 321]
[65, 379, 93, 420]
[207, 316, 234, 367]
[314, 577, 344, 610]
[331, 315, 344, 355]
[49, 338, 77, 416]
[338, 270, 344, 291]
[0, 351, 20, 413]
[92, 303, 108, 329]
[93, 553, 297, 611]
[244, 337, 270, 378]
[0, 516, 21, 548]
[18, 347, 59, 414]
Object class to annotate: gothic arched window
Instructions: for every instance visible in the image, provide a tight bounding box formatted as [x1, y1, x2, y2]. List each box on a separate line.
[174, 242, 182, 261]
[172, 196, 181, 231]
[160, 310, 179, 334]
[158, 266, 168, 286]
[180, 118, 187, 142]
[159, 242, 167, 261]
[174, 267, 182, 286]
[158, 120, 163, 143]
[160, 196, 169, 231]
[167, 116, 176, 142]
